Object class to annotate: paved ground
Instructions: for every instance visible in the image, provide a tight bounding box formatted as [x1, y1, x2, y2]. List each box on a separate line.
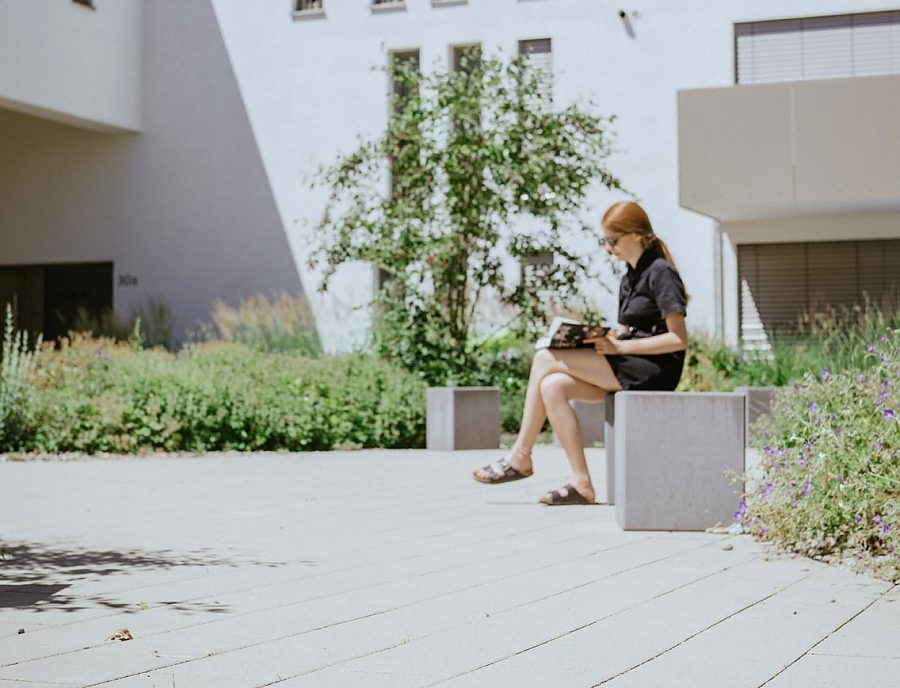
[0, 447, 896, 687]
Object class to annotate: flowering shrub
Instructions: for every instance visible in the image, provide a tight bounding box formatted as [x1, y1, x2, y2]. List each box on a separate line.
[740, 331, 900, 581]
[0, 305, 41, 446]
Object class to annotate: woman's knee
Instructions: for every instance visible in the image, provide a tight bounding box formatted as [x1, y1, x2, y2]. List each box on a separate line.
[539, 372, 573, 407]
[532, 347, 558, 371]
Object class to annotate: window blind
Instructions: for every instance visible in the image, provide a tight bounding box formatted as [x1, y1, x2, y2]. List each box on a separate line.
[738, 239, 900, 346]
[735, 11, 900, 84]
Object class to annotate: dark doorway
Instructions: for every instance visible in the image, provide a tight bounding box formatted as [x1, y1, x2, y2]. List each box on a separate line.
[0, 262, 113, 341]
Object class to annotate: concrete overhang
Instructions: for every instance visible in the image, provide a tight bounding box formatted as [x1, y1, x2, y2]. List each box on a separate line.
[678, 74, 900, 223]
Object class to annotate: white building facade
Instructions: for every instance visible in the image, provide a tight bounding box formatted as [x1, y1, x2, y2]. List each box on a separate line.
[1, 0, 898, 349]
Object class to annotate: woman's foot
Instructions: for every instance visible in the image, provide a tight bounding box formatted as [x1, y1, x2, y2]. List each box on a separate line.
[538, 483, 595, 505]
[473, 448, 533, 483]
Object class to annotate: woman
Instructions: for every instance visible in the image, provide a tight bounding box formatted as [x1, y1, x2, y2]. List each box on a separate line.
[473, 201, 689, 504]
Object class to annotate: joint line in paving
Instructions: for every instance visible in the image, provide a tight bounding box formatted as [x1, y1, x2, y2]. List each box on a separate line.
[754, 582, 899, 688]
[585, 567, 823, 687]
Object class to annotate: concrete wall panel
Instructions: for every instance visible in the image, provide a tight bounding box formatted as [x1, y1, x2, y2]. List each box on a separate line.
[0, 0, 143, 132]
[794, 76, 900, 204]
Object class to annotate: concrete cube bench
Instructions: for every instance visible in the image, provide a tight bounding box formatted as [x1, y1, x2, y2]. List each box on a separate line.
[734, 386, 776, 445]
[604, 391, 745, 531]
[553, 399, 605, 448]
[426, 387, 501, 450]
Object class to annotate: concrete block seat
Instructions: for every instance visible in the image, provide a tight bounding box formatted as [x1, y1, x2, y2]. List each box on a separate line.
[426, 387, 501, 450]
[604, 391, 745, 531]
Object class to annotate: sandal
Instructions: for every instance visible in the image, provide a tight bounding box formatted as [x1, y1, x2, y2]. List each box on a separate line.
[539, 484, 594, 505]
[473, 458, 533, 484]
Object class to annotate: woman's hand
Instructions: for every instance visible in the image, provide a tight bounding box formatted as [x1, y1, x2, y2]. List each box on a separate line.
[585, 330, 628, 356]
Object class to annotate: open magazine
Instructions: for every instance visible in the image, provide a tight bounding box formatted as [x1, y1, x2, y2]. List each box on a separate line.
[535, 317, 610, 350]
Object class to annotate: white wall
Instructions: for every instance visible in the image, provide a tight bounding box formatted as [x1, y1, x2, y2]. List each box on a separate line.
[0, 0, 302, 339]
[0, 0, 143, 132]
[210, 0, 900, 350]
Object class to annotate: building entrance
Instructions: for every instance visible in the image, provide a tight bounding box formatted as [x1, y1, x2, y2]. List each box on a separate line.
[0, 262, 113, 341]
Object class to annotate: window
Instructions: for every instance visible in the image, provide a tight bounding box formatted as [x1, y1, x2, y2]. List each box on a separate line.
[738, 239, 900, 348]
[520, 252, 554, 283]
[372, 0, 406, 12]
[518, 38, 553, 108]
[0, 262, 113, 344]
[452, 43, 482, 74]
[735, 10, 900, 84]
[377, 50, 421, 290]
[388, 49, 420, 198]
[293, 0, 324, 19]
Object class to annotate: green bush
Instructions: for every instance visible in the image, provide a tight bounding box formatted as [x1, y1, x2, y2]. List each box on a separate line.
[17, 336, 424, 454]
[739, 330, 900, 582]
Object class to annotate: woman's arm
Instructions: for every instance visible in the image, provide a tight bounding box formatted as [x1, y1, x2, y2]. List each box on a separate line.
[589, 313, 688, 356]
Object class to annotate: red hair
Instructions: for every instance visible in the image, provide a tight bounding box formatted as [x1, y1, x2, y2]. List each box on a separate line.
[602, 201, 689, 301]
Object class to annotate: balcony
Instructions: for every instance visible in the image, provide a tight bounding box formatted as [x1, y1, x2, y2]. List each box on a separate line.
[678, 74, 900, 222]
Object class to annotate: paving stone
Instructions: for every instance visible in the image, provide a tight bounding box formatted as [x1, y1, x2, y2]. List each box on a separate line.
[763, 653, 900, 688]
[0, 448, 893, 687]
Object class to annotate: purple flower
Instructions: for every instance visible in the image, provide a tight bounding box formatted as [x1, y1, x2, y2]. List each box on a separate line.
[835, 475, 843, 483]
[858, 374, 867, 383]
[876, 441, 883, 450]
[103, 354, 110, 361]
[868, 343, 875, 352]
[93, 350, 101, 357]
[822, 368, 830, 380]
[799, 457, 807, 467]
[790, 499, 797, 507]
[882, 335, 888, 343]
[763, 445, 773, 455]
[760, 527, 769, 537]
[802, 481, 812, 497]
[835, 426, 841, 436]
[882, 524, 891, 534]
[809, 402, 818, 413]
[760, 482, 774, 498]
[885, 409, 896, 421]
[854, 513, 861, 524]
[830, 413, 837, 421]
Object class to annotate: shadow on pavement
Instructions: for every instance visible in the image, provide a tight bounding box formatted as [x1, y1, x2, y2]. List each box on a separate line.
[0, 542, 287, 614]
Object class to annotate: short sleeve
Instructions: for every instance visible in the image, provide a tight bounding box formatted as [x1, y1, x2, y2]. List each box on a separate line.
[649, 262, 687, 318]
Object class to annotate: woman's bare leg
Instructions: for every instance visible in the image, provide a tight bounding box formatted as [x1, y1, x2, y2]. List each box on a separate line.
[474, 348, 621, 480]
[538, 372, 608, 502]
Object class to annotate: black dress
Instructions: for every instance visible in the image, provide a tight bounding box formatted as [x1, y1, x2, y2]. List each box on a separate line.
[606, 248, 687, 391]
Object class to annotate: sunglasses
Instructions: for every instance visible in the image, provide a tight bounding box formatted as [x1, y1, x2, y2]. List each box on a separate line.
[602, 234, 625, 247]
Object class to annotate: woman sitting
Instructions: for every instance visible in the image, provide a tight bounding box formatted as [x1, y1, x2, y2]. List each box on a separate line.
[473, 201, 689, 504]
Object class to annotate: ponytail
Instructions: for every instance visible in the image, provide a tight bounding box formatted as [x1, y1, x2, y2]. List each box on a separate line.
[649, 235, 690, 304]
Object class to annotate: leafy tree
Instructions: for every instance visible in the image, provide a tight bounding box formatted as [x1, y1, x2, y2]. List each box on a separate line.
[312, 51, 623, 384]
